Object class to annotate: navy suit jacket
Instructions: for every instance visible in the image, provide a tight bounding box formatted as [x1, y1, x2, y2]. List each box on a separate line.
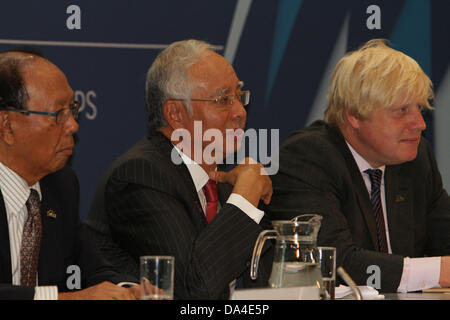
[0, 166, 128, 300]
[268, 121, 450, 292]
[86, 133, 273, 299]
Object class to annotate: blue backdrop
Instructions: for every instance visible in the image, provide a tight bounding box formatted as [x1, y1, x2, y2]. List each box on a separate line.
[0, 0, 449, 220]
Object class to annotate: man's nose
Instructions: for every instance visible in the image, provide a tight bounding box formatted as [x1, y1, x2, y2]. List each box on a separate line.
[230, 97, 246, 123]
[410, 107, 426, 131]
[65, 115, 79, 135]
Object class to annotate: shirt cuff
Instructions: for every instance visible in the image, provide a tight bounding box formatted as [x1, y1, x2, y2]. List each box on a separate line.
[117, 282, 139, 288]
[34, 286, 58, 300]
[226, 193, 265, 224]
[397, 256, 441, 293]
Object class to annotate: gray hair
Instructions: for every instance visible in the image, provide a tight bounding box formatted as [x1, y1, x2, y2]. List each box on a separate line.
[145, 39, 214, 133]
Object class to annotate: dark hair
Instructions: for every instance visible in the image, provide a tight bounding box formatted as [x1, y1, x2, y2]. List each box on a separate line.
[0, 55, 31, 110]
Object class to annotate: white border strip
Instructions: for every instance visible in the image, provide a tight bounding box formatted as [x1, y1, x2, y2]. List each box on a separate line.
[0, 39, 224, 51]
[224, 0, 253, 64]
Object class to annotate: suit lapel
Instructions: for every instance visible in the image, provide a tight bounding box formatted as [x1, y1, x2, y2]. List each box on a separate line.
[37, 178, 61, 285]
[0, 193, 12, 283]
[384, 165, 414, 256]
[150, 134, 208, 230]
[328, 125, 380, 251]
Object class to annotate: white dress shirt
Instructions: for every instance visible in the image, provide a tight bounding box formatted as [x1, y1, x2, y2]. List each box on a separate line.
[346, 142, 441, 292]
[175, 146, 265, 224]
[174, 147, 265, 296]
[0, 162, 58, 300]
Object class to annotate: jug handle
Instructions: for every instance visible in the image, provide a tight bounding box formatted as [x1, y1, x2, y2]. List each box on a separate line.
[250, 230, 278, 280]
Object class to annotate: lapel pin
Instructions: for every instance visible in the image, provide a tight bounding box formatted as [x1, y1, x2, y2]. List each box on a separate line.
[47, 210, 57, 219]
[395, 195, 405, 202]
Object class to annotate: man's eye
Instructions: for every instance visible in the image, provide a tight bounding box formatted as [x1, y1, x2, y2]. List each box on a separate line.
[218, 95, 232, 104]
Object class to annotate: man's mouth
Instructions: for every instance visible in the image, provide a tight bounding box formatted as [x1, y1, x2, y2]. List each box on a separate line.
[59, 146, 74, 155]
[400, 137, 420, 143]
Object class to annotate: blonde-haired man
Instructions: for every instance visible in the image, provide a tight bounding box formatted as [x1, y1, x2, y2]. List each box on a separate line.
[269, 39, 450, 293]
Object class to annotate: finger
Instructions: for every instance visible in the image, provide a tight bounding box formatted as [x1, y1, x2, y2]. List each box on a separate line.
[209, 171, 236, 185]
[262, 191, 272, 205]
[128, 286, 141, 299]
[113, 288, 136, 300]
[239, 157, 258, 165]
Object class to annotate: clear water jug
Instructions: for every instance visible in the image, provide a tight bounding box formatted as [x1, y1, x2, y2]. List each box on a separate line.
[250, 214, 324, 295]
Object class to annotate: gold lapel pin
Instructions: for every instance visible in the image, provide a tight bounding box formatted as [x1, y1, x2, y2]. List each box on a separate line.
[47, 210, 57, 219]
[395, 195, 405, 202]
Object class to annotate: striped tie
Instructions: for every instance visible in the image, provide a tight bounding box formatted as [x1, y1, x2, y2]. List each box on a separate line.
[364, 169, 388, 253]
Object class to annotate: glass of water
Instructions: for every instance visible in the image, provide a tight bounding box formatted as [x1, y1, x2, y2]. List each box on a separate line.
[317, 247, 336, 299]
[140, 255, 174, 300]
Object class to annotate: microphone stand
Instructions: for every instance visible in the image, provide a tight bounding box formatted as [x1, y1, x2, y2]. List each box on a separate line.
[337, 266, 363, 300]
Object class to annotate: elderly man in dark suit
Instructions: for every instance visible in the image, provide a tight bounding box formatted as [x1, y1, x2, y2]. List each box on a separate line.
[0, 52, 138, 299]
[86, 39, 273, 299]
[268, 39, 450, 293]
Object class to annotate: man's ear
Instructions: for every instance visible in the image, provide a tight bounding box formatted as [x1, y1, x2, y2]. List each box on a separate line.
[344, 107, 361, 129]
[0, 112, 14, 145]
[163, 100, 186, 130]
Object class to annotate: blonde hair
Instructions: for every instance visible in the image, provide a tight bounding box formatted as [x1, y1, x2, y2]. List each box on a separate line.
[324, 39, 434, 126]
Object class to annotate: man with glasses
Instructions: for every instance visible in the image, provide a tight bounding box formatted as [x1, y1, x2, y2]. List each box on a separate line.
[0, 52, 138, 299]
[86, 39, 273, 299]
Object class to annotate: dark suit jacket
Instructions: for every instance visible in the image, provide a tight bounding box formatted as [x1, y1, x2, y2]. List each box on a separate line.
[0, 166, 128, 300]
[85, 133, 273, 299]
[267, 121, 450, 292]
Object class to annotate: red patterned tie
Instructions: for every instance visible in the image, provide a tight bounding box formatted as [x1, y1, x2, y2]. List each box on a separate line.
[20, 189, 42, 286]
[202, 179, 218, 223]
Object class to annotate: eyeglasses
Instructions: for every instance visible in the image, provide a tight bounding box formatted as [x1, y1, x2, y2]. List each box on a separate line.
[0, 101, 80, 124]
[171, 90, 251, 107]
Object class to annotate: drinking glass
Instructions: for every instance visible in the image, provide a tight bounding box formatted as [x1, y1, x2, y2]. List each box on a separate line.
[140, 255, 174, 300]
[317, 247, 336, 299]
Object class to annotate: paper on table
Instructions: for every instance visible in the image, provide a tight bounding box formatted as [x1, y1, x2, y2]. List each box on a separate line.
[335, 285, 385, 300]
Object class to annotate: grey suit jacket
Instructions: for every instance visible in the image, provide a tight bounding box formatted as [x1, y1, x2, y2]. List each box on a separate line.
[268, 121, 450, 292]
[86, 133, 272, 299]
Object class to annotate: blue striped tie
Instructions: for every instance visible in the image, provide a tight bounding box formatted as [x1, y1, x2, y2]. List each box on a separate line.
[364, 169, 388, 253]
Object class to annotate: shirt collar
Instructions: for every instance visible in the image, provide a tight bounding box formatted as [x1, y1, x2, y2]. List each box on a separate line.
[345, 141, 386, 176]
[0, 161, 42, 215]
[173, 145, 210, 192]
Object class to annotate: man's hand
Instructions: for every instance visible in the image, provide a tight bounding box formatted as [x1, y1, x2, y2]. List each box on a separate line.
[209, 157, 273, 207]
[439, 256, 450, 287]
[58, 281, 138, 300]
[141, 277, 169, 299]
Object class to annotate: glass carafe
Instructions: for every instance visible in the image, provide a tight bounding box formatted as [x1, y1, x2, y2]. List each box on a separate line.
[250, 214, 324, 291]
